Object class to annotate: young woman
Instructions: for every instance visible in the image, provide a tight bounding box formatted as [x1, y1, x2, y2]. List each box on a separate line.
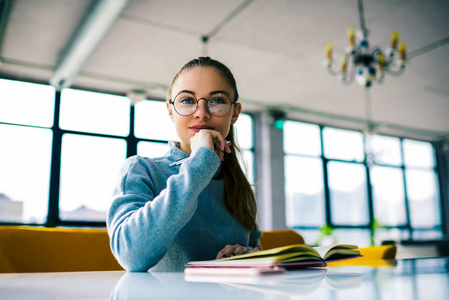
[107, 57, 261, 272]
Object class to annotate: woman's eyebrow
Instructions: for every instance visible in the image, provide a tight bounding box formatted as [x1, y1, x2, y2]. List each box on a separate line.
[178, 89, 195, 95]
[210, 90, 231, 96]
[177, 90, 231, 97]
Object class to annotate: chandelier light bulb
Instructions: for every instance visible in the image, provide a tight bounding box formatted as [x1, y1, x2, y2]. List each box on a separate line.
[399, 43, 407, 61]
[326, 42, 333, 61]
[348, 27, 355, 47]
[391, 31, 399, 49]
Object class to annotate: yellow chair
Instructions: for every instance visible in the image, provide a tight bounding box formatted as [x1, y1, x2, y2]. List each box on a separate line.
[0, 226, 123, 273]
[259, 229, 305, 250]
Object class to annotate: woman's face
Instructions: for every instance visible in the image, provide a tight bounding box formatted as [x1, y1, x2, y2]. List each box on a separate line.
[167, 66, 241, 154]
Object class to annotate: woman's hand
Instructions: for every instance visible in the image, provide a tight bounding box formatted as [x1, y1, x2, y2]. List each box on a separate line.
[215, 244, 261, 259]
[190, 130, 231, 161]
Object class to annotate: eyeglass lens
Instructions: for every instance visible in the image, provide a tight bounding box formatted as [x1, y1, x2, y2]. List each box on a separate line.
[173, 92, 232, 117]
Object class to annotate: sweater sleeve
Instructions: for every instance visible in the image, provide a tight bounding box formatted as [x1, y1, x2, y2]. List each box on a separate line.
[107, 147, 220, 272]
[249, 224, 263, 249]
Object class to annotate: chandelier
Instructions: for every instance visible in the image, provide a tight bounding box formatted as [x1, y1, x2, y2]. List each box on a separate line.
[325, 0, 407, 87]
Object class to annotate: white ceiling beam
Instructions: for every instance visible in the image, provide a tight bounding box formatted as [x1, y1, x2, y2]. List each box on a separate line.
[50, 0, 130, 90]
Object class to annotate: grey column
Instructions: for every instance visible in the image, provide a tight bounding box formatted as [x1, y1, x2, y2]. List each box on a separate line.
[254, 111, 287, 230]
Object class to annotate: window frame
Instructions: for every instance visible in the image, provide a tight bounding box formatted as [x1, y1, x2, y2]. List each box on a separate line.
[0, 78, 256, 227]
[283, 119, 445, 244]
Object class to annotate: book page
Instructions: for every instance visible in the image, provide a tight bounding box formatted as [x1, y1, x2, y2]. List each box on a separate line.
[219, 244, 319, 262]
[313, 244, 359, 260]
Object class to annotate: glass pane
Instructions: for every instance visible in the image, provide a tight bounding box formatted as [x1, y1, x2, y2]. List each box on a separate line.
[406, 169, 441, 228]
[241, 150, 254, 185]
[371, 166, 406, 226]
[374, 228, 410, 245]
[332, 229, 371, 247]
[365, 135, 402, 166]
[328, 161, 369, 226]
[283, 121, 321, 156]
[294, 229, 320, 247]
[135, 100, 178, 141]
[0, 78, 55, 127]
[403, 139, 435, 168]
[323, 127, 364, 162]
[412, 230, 443, 240]
[59, 134, 127, 221]
[137, 141, 170, 158]
[284, 156, 325, 227]
[60, 89, 130, 136]
[0, 124, 52, 223]
[234, 113, 253, 150]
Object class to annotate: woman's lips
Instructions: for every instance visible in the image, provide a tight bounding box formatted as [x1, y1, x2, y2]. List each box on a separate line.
[190, 125, 214, 132]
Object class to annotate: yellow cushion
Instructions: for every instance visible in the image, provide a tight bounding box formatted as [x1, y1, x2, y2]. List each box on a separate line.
[327, 244, 397, 268]
[259, 230, 305, 250]
[0, 226, 123, 273]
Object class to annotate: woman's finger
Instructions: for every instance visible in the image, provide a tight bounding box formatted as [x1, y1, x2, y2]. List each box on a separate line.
[215, 244, 250, 259]
[231, 245, 248, 257]
[248, 247, 261, 254]
[216, 245, 236, 259]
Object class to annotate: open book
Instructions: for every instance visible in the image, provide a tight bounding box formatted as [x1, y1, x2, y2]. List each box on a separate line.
[186, 244, 361, 269]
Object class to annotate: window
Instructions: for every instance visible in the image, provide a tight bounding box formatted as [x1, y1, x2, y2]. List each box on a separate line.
[234, 113, 255, 183]
[365, 135, 402, 166]
[134, 100, 178, 141]
[284, 120, 444, 246]
[403, 140, 441, 239]
[328, 161, 369, 226]
[0, 79, 54, 224]
[323, 127, 364, 162]
[137, 141, 170, 158]
[0, 78, 257, 226]
[0, 79, 55, 127]
[60, 89, 130, 136]
[59, 134, 127, 221]
[371, 166, 407, 227]
[0, 125, 52, 223]
[284, 156, 325, 227]
[284, 121, 325, 229]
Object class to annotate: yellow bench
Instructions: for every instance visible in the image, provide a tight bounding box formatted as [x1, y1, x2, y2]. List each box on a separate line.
[0, 226, 122, 273]
[328, 244, 397, 267]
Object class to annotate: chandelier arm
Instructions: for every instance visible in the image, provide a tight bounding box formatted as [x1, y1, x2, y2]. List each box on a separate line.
[376, 75, 385, 85]
[385, 48, 401, 67]
[326, 63, 341, 77]
[385, 66, 405, 76]
[370, 46, 383, 58]
[343, 54, 357, 85]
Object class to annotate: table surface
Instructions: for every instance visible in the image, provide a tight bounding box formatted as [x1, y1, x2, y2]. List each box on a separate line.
[1, 258, 448, 300]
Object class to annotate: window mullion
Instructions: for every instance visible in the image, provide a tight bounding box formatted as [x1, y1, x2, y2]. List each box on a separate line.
[400, 138, 412, 237]
[47, 90, 62, 227]
[127, 104, 137, 157]
[320, 126, 332, 227]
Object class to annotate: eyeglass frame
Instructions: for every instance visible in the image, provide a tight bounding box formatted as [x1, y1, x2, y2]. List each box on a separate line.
[168, 91, 238, 117]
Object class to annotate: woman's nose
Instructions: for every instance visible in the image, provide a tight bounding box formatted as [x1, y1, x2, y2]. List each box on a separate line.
[194, 99, 211, 118]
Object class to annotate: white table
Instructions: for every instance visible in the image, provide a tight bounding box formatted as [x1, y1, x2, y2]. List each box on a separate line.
[1, 258, 448, 300]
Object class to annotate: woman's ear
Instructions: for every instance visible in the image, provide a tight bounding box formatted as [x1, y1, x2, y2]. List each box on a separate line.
[166, 101, 174, 122]
[231, 103, 242, 125]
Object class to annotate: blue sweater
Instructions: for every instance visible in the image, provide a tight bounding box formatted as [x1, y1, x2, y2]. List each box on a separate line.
[107, 143, 261, 272]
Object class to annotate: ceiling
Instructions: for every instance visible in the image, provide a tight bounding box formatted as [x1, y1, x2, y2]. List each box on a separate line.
[1, 0, 448, 141]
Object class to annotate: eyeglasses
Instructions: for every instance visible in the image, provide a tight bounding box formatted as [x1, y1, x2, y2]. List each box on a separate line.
[169, 91, 237, 117]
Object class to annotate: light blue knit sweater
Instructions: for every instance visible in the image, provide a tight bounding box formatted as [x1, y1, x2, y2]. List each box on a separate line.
[107, 142, 261, 272]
